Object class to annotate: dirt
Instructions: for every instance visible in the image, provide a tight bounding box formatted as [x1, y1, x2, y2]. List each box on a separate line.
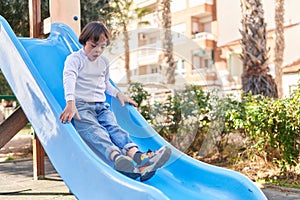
[0, 134, 33, 161]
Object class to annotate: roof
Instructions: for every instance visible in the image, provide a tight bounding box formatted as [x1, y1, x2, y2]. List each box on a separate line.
[283, 59, 300, 74]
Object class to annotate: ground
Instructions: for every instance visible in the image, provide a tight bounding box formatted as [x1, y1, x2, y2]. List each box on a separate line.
[1, 134, 300, 200]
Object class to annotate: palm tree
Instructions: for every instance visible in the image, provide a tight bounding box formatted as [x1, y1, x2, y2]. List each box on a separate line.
[274, 0, 285, 98]
[108, 0, 132, 83]
[161, 0, 175, 84]
[107, 0, 151, 83]
[240, 0, 278, 98]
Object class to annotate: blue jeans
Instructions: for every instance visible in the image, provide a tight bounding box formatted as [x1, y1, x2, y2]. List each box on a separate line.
[73, 101, 138, 161]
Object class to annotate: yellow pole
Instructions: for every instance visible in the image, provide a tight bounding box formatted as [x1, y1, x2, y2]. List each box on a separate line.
[49, 0, 81, 35]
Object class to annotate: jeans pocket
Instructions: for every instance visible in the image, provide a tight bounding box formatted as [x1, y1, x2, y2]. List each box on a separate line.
[75, 101, 87, 111]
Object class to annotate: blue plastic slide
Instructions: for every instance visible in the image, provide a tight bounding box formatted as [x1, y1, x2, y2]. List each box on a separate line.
[0, 16, 267, 200]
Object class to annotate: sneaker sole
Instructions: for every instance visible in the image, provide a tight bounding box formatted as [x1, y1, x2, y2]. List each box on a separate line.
[140, 146, 171, 181]
[120, 171, 141, 180]
[115, 156, 140, 180]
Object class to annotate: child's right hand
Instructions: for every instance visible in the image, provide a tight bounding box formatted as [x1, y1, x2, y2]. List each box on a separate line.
[59, 100, 81, 123]
[116, 92, 138, 107]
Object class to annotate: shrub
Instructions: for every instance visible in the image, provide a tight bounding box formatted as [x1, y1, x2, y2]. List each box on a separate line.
[129, 82, 300, 172]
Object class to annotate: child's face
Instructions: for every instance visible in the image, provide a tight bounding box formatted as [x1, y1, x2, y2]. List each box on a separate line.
[84, 35, 107, 61]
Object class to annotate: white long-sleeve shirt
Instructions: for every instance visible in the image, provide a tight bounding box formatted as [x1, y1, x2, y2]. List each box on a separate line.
[63, 48, 119, 102]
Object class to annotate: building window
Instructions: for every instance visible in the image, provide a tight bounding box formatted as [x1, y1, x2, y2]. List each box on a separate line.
[203, 22, 211, 32]
[175, 59, 186, 76]
[228, 53, 243, 77]
[151, 66, 158, 73]
[191, 17, 212, 36]
[191, 17, 201, 35]
[204, 58, 211, 68]
[227, 53, 243, 84]
[192, 21, 200, 34]
[131, 69, 137, 77]
[192, 55, 201, 69]
[192, 49, 212, 70]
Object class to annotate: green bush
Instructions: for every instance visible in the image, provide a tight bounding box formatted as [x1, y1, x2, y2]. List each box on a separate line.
[207, 93, 245, 155]
[129, 82, 300, 172]
[128, 82, 151, 121]
[241, 93, 300, 168]
[130, 84, 211, 152]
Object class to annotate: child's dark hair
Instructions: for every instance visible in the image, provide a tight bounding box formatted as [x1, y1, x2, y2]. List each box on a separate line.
[79, 21, 110, 46]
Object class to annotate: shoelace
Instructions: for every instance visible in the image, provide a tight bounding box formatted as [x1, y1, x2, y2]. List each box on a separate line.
[146, 149, 154, 158]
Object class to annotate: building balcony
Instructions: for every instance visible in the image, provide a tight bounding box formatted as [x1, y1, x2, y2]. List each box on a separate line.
[192, 32, 215, 49]
[172, 1, 213, 24]
[190, 2, 213, 15]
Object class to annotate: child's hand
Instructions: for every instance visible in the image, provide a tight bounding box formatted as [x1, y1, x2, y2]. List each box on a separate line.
[59, 100, 81, 123]
[116, 92, 138, 107]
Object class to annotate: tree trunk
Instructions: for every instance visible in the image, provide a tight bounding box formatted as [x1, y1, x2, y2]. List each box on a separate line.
[161, 0, 175, 84]
[274, 0, 285, 98]
[123, 24, 130, 83]
[240, 0, 278, 98]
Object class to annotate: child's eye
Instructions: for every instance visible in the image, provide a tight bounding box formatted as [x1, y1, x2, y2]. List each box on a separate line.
[91, 44, 97, 48]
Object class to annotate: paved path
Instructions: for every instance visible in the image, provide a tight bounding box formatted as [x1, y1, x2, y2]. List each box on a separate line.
[263, 187, 300, 200]
[1, 158, 300, 200]
[0, 158, 76, 200]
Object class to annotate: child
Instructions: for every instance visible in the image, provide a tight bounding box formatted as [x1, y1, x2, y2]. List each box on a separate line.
[59, 21, 171, 181]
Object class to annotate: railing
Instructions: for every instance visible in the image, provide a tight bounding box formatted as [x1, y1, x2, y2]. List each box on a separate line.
[192, 32, 215, 40]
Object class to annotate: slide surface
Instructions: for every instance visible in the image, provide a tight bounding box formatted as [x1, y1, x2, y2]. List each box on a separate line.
[0, 16, 267, 200]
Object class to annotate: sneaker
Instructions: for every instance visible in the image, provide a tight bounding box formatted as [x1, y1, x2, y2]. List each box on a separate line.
[138, 146, 171, 182]
[114, 155, 140, 180]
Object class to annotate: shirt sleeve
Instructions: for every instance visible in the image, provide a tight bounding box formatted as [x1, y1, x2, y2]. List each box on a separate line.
[63, 55, 80, 101]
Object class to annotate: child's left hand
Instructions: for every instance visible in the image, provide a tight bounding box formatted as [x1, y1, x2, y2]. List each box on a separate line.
[116, 92, 138, 107]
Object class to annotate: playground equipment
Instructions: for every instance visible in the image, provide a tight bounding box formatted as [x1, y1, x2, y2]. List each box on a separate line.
[0, 15, 267, 200]
[28, 0, 80, 37]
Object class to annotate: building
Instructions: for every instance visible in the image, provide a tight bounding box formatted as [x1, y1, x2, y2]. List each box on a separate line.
[108, 0, 299, 98]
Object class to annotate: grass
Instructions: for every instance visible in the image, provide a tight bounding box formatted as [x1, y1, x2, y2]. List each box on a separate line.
[5, 157, 14, 161]
[17, 125, 32, 135]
